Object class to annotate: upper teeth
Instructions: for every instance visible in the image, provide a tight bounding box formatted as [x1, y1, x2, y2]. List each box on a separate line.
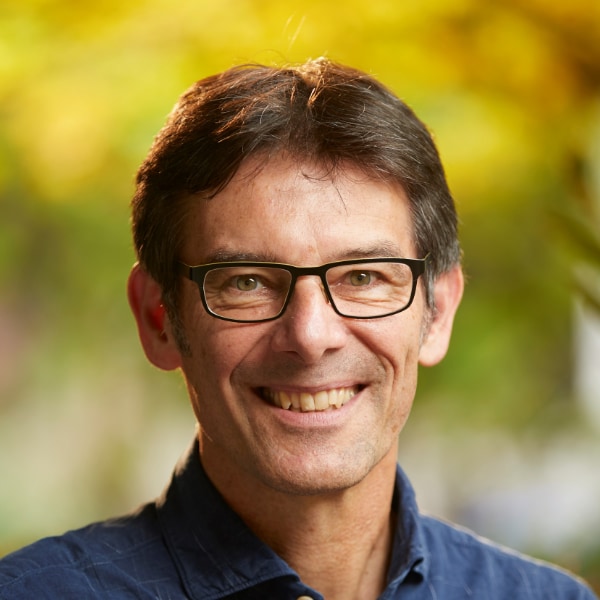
[265, 387, 357, 412]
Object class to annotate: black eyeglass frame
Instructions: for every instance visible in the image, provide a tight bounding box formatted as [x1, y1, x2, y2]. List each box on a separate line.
[176, 256, 429, 323]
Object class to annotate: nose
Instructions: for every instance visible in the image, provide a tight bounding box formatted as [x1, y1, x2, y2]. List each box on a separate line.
[270, 276, 348, 364]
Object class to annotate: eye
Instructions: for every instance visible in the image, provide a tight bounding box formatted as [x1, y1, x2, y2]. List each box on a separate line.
[235, 275, 262, 291]
[349, 270, 372, 286]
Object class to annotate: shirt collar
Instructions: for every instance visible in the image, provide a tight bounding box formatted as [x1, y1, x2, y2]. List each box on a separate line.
[387, 464, 429, 585]
[156, 439, 428, 598]
[156, 439, 297, 599]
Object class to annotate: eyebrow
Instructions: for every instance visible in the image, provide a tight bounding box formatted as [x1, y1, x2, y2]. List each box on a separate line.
[202, 242, 409, 266]
[203, 250, 281, 264]
[335, 242, 408, 260]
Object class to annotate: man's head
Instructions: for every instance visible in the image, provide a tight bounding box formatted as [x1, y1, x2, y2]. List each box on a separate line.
[131, 58, 461, 340]
[127, 59, 464, 497]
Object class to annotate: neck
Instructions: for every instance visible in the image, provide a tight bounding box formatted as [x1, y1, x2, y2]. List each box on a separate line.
[201, 442, 398, 600]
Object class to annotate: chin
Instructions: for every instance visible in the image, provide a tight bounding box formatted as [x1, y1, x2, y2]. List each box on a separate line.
[258, 453, 380, 497]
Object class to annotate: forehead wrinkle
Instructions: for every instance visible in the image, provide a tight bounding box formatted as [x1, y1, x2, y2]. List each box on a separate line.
[298, 164, 350, 215]
[182, 156, 416, 266]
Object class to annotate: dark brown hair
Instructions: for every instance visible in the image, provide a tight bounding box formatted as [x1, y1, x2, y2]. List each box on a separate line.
[132, 58, 460, 325]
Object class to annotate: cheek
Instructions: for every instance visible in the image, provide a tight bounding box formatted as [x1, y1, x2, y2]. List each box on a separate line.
[393, 364, 419, 430]
[366, 321, 422, 432]
[365, 310, 424, 371]
[178, 314, 233, 412]
[183, 315, 267, 400]
[183, 294, 237, 364]
[188, 329, 239, 385]
[181, 331, 240, 436]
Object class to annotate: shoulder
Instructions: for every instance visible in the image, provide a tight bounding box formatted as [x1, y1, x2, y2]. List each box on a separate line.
[419, 514, 596, 598]
[0, 503, 180, 599]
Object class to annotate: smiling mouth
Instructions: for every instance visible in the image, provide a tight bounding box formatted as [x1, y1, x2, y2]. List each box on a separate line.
[260, 386, 361, 412]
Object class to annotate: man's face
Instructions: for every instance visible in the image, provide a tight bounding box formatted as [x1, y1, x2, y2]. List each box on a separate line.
[175, 156, 440, 496]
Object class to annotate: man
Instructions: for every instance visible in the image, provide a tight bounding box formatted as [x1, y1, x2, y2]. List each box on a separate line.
[0, 59, 596, 599]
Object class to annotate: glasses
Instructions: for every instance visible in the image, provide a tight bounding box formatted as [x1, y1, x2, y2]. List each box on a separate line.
[176, 257, 428, 323]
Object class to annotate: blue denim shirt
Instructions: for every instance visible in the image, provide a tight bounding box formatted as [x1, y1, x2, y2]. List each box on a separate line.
[0, 440, 596, 599]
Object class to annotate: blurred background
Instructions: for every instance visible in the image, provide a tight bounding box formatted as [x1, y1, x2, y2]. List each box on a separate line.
[1, 0, 599, 591]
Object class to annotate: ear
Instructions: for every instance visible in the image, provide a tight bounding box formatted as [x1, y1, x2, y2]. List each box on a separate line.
[127, 263, 182, 371]
[418, 265, 464, 367]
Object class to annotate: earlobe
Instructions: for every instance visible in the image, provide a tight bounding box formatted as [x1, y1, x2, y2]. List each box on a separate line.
[127, 263, 182, 371]
[418, 265, 464, 367]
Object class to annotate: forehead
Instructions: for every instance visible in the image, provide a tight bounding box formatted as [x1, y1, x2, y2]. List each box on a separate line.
[182, 156, 416, 263]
